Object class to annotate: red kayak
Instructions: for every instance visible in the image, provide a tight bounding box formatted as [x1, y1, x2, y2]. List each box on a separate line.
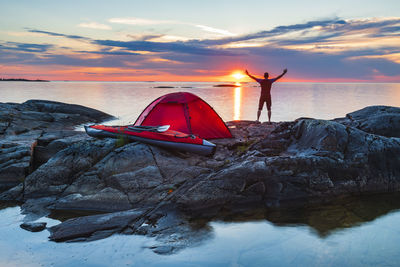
[84, 124, 216, 156]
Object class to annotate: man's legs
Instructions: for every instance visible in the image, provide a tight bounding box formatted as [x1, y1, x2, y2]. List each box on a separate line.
[267, 109, 271, 123]
[266, 96, 272, 124]
[257, 97, 264, 122]
[257, 109, 262, 122]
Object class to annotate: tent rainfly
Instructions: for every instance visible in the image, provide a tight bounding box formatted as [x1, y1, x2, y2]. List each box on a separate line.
[134, 92, 232, 139]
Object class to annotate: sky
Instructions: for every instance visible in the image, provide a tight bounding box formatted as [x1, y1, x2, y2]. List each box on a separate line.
[1, 0, 400, 82]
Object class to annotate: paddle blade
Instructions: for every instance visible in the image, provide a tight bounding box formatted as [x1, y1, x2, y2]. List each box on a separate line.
[157, 125, 170, 132]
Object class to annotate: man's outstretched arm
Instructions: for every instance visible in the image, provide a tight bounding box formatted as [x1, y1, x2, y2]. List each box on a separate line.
[273, 69, 288, 81]
[245, 69, 259, 81]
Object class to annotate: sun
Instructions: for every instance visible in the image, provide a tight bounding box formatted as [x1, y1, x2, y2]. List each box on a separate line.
[231, 71, 245, 80]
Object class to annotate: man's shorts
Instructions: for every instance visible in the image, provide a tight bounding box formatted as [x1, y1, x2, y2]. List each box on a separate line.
[258, 94, 271, 110]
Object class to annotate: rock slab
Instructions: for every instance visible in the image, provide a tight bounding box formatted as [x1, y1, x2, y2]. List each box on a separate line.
[0, 102, 399, 251]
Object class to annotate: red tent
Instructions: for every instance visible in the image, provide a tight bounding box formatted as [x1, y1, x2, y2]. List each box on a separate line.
[134, 92, 232, 139]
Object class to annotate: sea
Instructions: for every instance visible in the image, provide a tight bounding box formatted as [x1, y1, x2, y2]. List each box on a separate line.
[1, 81, 400, 124]
[1, 81, 400, 266]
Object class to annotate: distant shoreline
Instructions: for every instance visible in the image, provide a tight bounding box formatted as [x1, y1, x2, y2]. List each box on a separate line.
[0, 78, 49, 82]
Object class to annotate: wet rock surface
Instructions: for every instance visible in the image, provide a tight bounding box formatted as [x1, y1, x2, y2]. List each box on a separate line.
[1, 101, 400, 253]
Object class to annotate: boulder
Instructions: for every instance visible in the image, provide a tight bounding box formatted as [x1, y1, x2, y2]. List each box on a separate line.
[0, 143, 31, 192]
[336, 105, 400, 138]
[22, 99, 113, 122]
[20, 222, 47, 232]
[49, 208, 146, 242]
[22, 139, 115, 198]
[0, 100, 115, 193]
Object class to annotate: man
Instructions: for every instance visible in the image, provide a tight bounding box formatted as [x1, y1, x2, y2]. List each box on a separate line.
[245, 68, 287, 123]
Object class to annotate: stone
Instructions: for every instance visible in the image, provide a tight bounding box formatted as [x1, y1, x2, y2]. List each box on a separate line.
[51, 188, 132, 212]
[22, 99, 113, 122]
[20, 222, 47, 232]
[22, 139, 115, 198]
[0, 100, 115, 194]
[337, 105, 400, 138]
[49, 209, 146, 242]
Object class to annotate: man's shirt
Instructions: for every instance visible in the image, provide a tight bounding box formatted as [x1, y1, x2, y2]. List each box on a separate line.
[256, 78, 277, 97]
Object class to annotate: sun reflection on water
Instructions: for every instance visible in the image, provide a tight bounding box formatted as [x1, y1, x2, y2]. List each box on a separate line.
[234, 85, 242, 120]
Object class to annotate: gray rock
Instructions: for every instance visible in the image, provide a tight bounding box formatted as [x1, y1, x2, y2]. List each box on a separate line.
[0, 100, 114, 193]
[21, 197, 57, 221]
[290, 119, 348, 155]
[23, 139, 115, 198]
[0, 143, 31, 191]
[22, 99, 113, 122]
[0, 183, 23, 201]
[337, 105, 400, 138]
[49, 208, 146, 242]
[1, 101, 400, 249]
[52, 188, 132, 212]
[20, 222, 47, 232]
[31, 131, 88, 170]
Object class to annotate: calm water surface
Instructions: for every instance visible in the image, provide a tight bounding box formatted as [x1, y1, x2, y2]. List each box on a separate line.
[1, 194, 400, 266]
[1, 82, 400, 266]
[1, 81, 399, 124]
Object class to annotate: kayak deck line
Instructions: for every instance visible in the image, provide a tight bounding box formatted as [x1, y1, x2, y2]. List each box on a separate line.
[84, 125, 216, 156]
[126, 125, 170, 133]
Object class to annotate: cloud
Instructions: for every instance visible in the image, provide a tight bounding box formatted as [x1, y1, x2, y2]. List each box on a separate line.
[24, 28, 236, 56]
[238, 42, 400, 81]
[0, 48, 38, 64]
[334, 17, 400, 32]
[77, 50, 141, 56]
[108, 17, 176, 25]
[27, 29, 90, 40]
[18, 53, 140, 68]
[3, 17, 400, 82]
[195, 19, 348, 46]
[0, 42, 53, 53]
[109, 16, 237, 38]
[195, 25, 236, 36]
[78, 22, 112, 30]
[195, 17, 400, 49]
[378, 26, 400, 33]
[271, 33, 339, 46]
[94, 39, 238, 56]
[127, 34, 165, 41]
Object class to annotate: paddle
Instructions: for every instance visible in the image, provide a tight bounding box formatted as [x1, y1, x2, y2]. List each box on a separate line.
[127, 125, 170, 133]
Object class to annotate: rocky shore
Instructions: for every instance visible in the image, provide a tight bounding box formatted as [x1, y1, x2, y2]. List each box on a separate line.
[1, 100, 399, 253]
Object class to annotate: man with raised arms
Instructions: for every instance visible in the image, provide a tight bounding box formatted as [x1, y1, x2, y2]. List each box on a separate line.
[245, 68, 288, 123]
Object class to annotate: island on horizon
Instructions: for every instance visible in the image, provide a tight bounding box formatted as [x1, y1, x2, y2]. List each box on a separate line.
[0, 78, 49, 82]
